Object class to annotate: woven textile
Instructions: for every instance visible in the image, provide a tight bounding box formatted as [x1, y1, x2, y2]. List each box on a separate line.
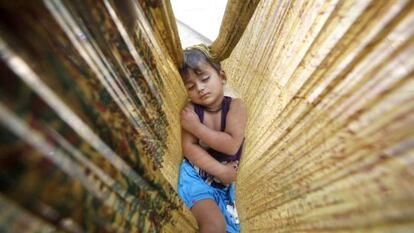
[0, 0, 413, 232]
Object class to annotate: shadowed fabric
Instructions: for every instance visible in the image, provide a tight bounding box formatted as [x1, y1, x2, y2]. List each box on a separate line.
[0, 195, 63, 233]
[210, 0, 261, 62]
[0, 0, 413, 232]
[133, 0, 183, 67]
[0, 0, 193, 232]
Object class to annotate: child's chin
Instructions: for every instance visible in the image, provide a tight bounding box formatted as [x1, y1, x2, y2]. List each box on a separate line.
[194, 97, 210, 104]
[200, 98, 214, 106]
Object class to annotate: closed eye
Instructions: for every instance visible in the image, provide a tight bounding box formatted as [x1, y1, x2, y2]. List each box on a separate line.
[202, 76, 210, 82]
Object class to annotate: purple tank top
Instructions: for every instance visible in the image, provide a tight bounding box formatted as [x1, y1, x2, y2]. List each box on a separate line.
[193, 96, 244, 162]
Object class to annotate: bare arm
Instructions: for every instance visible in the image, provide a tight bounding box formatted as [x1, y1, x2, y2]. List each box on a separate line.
[182, 99, 247, 155]
[182, 128, 237, 184]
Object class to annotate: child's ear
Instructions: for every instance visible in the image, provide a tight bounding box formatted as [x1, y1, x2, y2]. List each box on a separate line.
[219, 70, 227, 84]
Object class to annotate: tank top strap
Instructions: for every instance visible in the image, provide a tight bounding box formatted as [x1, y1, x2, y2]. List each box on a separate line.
[193, 103, 204, 123]
[192, 96, 231, 128]
[220, 96, 232, 131]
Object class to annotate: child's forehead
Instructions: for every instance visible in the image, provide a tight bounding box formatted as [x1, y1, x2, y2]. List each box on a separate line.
[184, 63, 213, 80]
[193, 61, 214, 74]
[196, 60, 213, 69]
[183, 70, 203, 83]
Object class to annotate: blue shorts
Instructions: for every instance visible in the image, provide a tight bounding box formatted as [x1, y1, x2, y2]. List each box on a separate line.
[177, 160, 240, 233]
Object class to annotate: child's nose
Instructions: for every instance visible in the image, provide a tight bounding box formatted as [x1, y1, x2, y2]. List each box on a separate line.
[196, 83, 205, 92]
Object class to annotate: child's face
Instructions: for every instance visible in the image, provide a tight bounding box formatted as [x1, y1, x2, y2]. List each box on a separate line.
[183, 61, 226, 107]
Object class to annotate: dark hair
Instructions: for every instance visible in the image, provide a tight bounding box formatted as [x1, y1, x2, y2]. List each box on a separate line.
[179, 48, 221, 79]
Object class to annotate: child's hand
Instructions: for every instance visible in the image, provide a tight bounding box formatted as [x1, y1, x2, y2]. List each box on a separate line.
[218, 161, 239, 184]
[181, 105, 200, 133]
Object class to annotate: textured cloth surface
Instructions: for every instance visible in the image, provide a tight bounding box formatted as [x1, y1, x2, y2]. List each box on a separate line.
[1, 0, 414, 232]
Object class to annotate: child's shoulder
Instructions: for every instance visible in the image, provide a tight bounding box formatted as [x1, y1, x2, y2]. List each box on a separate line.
[229, 97, 246, 110]
[184, 101, 195, 109]
[228, 97, 246, 117]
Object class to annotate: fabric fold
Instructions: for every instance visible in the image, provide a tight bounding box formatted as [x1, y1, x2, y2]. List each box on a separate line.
[210, 0, 261, 62]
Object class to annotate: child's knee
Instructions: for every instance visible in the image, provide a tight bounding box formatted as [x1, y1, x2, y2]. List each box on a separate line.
[199, 217, 226, 233]
[191, 199, 226, 232]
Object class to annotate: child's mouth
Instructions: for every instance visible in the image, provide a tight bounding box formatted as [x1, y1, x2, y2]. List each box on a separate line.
[200, 93, 210, 99]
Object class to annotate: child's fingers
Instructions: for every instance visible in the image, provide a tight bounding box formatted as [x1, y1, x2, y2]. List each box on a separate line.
[230, 161, 239, 165]
[229, 161, 239, 170]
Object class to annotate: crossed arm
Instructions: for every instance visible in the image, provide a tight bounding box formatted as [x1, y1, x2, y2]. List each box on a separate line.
[181, 129, 237, 183]
[181, 98, 247, 183]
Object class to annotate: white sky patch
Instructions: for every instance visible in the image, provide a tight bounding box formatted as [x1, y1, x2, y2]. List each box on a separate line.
[171, 0, 227, 47]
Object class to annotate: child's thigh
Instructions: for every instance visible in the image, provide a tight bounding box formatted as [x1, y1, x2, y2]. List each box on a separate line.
[191, 199, 226, 232]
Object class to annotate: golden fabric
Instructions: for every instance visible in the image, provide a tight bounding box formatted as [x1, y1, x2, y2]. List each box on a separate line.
[223, 0, 414, 231]
[133, 0, 183, 67]
[210, 0, 261, 61]
[0, 0, 192, 232]
[0, 0, 413, 232]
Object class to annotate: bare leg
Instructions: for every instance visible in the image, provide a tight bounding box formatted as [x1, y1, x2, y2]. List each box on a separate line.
[191, 199, 226, 233]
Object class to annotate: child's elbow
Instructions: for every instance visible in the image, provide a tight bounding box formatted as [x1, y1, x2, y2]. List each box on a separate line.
[226, 146, 237, 156]
[227, 141, 242, 155]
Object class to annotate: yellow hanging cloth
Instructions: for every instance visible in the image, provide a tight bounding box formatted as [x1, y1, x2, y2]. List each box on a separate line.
[0, 0, 413, 232]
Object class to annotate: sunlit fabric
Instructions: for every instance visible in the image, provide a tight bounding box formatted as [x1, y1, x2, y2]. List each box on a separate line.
[223, 0, 414, 231]
[0, 0, 413, 232]
[210, 0, 261, 62]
